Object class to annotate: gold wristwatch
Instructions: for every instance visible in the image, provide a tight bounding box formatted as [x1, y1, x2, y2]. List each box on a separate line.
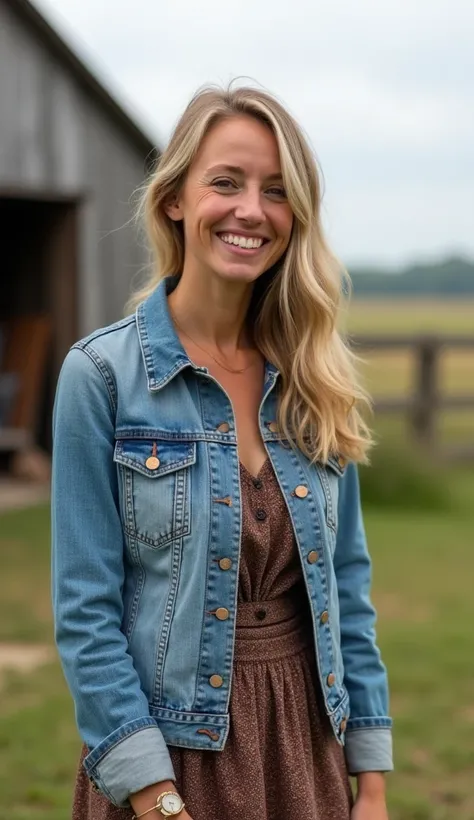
[133, 790, 185, 819]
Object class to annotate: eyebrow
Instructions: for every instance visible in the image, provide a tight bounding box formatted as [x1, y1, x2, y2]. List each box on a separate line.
[206, 164, 283, 181]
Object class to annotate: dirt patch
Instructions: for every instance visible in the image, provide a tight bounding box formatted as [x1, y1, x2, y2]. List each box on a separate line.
[0, 643, 55, 684]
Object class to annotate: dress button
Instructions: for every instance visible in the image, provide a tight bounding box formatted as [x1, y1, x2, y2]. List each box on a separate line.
[255, 609, 267, 621]
[216, 422, 230, 433]
[294, 485, 308, 498]
[320, 610, 329, 625]
[218, 558, 232, 571]
[209, 674, 224, 688]
[255, 509, 267, 522]
[267, 421, 279, 433]
[253, 479, 263, 490]
[327, 672, 336, 687]
[307, 550, 319, 564]
[215, 607, 230, 621]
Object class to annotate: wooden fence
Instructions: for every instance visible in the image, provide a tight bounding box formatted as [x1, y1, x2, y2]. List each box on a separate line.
[351, 334, 474, 460]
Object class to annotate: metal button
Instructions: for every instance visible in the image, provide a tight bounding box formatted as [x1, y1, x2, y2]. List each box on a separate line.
[294, 485, 308, 498]
[327, 672, 336, 687]
[255, 509, 267, 522]
[268, 421, 279, 433]
[338, 456, 346, 469]
[215, 607, 230, 621]
[219, 558, 232, 571]
[209, 674, 224, 688]
[340, 718, 348, 734]
[320, 610, 329, 625]
[217, 422, 230, 433]
[307, 550, 319, 564]
[145, 456, 160, 470]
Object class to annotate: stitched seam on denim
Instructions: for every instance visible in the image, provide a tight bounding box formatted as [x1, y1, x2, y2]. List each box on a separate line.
[153, 527, 184, 703]
[123, 523, 191, 549]
[71, 344, 117, 414]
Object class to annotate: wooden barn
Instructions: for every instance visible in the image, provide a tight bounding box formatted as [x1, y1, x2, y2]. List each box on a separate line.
[0, 0, 158, 478]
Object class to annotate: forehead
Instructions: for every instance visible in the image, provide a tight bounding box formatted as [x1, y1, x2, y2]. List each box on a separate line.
[193, 115, 281, 174]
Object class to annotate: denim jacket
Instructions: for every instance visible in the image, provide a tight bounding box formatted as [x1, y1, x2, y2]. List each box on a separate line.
[51, 277, 393, 807]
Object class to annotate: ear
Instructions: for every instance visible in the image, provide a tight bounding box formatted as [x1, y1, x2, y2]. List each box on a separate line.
[164, 194, 184, 222]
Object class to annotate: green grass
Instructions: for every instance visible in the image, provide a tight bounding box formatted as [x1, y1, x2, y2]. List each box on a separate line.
[1, 470, 474, 819]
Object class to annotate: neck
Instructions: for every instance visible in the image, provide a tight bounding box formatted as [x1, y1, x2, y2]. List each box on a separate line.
[167, 269, 255, 354]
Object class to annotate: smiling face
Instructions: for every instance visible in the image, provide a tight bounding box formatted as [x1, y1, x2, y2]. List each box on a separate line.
[165, 115, 294, 286]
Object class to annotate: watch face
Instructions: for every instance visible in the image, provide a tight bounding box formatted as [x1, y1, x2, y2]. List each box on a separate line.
[161, 793, 183, 815]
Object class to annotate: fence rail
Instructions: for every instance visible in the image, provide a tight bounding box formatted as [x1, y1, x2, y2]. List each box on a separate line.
[350, 334, 474, 460]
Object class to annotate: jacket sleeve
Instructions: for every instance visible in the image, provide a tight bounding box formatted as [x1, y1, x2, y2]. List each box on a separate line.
[333, 462, 393, 774]
[51, 346, 175, 806]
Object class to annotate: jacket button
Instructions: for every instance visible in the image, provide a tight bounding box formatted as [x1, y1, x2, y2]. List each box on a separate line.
[209, 674, 224, 688]
[307, 550, 319, 564]
[338, 456, 346, 469]
[327, 672, 336, 687]
[294, 485, 308, 498]
[215, 608, 230, 621]
[217, 422, 230, 433]
[340, 718, 348, 733]
[320, 610, 329, 624]
[267, 421, 278, 433]
[218, 558, 232, 571]
[145, 456, 160, 470]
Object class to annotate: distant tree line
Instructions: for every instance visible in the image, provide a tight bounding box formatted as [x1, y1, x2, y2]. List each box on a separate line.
[349, 255, 474, 297]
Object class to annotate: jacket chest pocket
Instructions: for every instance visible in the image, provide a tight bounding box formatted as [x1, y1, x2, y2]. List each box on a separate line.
[315, 457, 345, 533]
[114, 439, 196, 548]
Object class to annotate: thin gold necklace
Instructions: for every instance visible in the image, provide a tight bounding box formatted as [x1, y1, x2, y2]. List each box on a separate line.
[171, 313, 255, 375]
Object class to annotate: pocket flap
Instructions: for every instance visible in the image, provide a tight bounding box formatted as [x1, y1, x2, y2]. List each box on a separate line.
[114, 438, 196, 478]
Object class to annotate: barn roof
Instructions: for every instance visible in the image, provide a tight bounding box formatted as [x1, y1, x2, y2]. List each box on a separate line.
[5, 0, 158, 162]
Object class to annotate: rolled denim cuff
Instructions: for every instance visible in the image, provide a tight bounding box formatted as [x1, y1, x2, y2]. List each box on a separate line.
[83, 720, 175, 807]
[344, 727, 394, 774]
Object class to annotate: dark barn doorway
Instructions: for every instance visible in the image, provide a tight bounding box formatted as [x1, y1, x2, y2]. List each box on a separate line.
[0, 193, 79, 472]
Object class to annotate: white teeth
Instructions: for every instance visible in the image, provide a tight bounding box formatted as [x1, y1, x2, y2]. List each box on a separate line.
[219, 233, 264, 249]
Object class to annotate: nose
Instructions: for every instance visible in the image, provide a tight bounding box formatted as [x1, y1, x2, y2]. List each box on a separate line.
[233, 186, 266, 225]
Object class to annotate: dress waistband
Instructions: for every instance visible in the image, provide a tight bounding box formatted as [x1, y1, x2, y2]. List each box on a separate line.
[236, 595, 302, 628]
[234, 594, 313, 663]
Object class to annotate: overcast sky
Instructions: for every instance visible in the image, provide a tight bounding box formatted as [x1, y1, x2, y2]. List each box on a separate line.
[34, 0, 474, 268]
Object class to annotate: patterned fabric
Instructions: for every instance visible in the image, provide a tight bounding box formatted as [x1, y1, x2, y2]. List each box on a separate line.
[71, 459, 353, 820]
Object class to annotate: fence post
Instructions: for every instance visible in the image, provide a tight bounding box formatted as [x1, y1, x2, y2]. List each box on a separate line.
[410, 339, 439, 449]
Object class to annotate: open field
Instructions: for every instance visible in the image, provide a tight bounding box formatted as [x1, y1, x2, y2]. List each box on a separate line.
[347, 298, 474, 336]
[1, 469, 474, 820]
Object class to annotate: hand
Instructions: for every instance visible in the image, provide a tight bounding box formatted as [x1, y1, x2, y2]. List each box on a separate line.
[351, 794, 389, 820]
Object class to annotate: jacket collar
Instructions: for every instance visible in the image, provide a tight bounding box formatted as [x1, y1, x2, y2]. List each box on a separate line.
[136, 275, 279, 391]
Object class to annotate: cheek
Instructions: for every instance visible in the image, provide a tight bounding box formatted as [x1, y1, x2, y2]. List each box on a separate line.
[272, 206, 294, 246]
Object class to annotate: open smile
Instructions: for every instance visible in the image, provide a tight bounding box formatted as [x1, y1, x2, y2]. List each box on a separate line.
[216, 232, 269, 255]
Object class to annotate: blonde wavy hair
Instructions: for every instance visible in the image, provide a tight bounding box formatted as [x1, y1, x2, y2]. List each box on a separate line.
[129, 84, 373, 464]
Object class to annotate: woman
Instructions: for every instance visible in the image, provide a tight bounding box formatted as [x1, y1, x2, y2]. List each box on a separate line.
[52, 85, 393, 820]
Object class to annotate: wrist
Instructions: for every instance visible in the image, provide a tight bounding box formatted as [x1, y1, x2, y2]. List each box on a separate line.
[356, 771, 386, 800]
[130, 781, 177, 817]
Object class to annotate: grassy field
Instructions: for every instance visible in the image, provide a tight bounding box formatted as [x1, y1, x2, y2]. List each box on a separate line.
[0, 298, 473, 819]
